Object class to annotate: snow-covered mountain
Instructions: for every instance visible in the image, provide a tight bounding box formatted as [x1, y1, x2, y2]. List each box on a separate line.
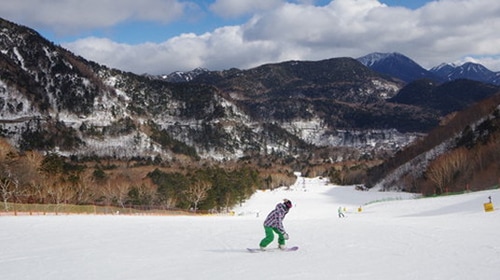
[0, 17, 420, 163]
[1, 14, 500, 194]
[430, 62, 499, 85]
[159, 67, 209, 82]
[357, 52, 395, 67]
[358, 52, 500, 86]
[357, 52, 440, 83]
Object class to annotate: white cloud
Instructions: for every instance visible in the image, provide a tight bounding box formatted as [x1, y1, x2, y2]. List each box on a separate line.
[61, 0, 500, 74]
[1, 0, 187, 35]
[64, 36, 206, 74]
[63, 27, 286, 74]
[209, 0, 285, 18]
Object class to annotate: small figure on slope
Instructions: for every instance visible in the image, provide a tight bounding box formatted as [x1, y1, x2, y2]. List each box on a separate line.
[259, 199, 292, 250]
[338, 206, 345, 218]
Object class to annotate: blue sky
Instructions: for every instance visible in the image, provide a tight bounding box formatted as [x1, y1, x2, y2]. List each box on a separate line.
[1, 0, 499, 74]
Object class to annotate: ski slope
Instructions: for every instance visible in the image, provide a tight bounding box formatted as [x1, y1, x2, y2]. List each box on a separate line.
[1, 175, 499, 280]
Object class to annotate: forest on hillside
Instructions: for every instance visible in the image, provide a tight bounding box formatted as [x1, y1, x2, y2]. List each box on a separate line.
[366, 93, 500, 195]
[0, 138, 298, 212]
[3, 93, 500, 213]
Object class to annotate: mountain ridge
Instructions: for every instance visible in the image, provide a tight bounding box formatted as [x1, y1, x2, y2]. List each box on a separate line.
[162, 52, 500, 87]
[1, 17, 499, 161]
[1, 17, 419, 163]
[357, 52, 500, 86]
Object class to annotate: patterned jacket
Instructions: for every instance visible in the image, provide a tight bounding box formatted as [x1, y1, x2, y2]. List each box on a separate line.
[263, 203, 289, 234]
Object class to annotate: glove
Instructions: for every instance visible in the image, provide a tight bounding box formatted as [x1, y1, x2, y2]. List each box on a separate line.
[283, 233, 289, 240]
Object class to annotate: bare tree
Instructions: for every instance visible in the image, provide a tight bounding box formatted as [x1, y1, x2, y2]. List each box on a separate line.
[72, 170, 95, 205]
[184, 181, 212, 212]
[112, 178, 131, 208]
[99, 182, 115, 206]
[0, 138, 15, 159]
[8, 152, 43, 204]
[47, 181, 74, 214]
[427, 147, 469, 194]
[0, 176, 16, 211]
[0, 139, 15, 210]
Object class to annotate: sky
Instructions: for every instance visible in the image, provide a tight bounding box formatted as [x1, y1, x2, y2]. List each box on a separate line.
[1, 0, 500, 75]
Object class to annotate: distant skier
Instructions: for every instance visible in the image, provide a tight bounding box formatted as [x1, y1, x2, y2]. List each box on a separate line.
[338, 206, 345, 218]
[259, 199, 292, 250]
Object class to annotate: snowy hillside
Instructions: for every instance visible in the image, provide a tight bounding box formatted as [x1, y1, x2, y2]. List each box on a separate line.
[430, 62, 499, 85]
[357, 52, 439, 83]
[1, 175, 499, 280]
[357, 52, 394, 67]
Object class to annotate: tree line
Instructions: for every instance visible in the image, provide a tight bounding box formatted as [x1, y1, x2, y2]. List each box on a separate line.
[0, 138, 275, 212]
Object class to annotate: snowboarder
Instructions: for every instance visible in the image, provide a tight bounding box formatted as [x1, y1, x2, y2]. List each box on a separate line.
[338, 206, 345, 218]
[259, 199, 292, 250]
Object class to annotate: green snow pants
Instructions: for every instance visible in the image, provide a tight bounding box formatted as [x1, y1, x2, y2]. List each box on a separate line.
[259, 226, 285, 248]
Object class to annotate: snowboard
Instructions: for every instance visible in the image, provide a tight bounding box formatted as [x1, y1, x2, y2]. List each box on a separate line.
[247, 246, 298, 253]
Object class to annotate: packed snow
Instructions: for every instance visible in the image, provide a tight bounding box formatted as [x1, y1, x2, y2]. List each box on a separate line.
[1, 175, 499, 280]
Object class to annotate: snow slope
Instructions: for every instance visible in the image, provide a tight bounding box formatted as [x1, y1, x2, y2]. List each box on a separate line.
[1, 176, 499, 280]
